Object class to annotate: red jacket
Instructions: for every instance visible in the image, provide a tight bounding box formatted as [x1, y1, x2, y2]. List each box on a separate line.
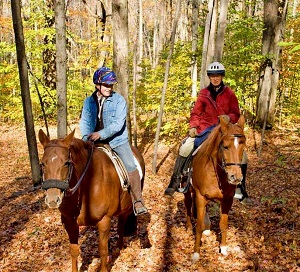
[190, 84, 240, 134]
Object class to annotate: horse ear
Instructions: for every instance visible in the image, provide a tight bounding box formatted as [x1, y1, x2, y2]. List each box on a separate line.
[219, 115, 230, 134]
[63, 129, 76, 147]
[237, 115, 245, 130]
[219, 115, 230, 126]
[38, 129, 50, 148]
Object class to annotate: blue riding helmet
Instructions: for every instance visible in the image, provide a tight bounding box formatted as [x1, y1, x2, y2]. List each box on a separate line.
[93, 67, 118, 85]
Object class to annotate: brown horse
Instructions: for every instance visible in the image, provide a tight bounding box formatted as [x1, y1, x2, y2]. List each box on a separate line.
[38, 129, 145, 272]
[184, 115, 246, 261]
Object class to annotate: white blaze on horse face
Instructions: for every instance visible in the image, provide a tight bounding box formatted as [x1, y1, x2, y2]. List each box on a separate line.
[51, 155, 58, 163]
[234, 137, 239, 149]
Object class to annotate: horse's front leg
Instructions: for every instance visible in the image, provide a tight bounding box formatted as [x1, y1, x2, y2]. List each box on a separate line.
[192, 191, 207, 262]
[97, 216, 112, 272]
[219, 197, 234, 256]
[61, 215, 80, 272]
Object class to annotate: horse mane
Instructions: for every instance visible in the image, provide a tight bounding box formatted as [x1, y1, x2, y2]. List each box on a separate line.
[69, 138, 92, 158]
[196, 125, 222, 163]
[196, 120, 245, 163]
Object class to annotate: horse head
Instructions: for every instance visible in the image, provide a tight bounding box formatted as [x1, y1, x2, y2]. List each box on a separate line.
[219, 115, 246, 185]
[39, 129, 75, 208]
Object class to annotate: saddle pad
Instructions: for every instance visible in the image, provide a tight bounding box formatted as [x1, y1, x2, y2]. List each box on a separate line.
[97, 145, 143, 191]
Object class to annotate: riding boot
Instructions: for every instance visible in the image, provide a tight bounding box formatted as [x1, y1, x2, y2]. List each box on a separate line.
[164, 155, 186, 196]
[234, 163, 249, 200]
[128, 169, 148, 216]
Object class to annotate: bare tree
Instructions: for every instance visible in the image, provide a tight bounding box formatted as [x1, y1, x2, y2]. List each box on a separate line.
[55, 0, 67, 137]
[199, 0, 217, 89]
[191, 0, 199, 98]
[11, 0, 40, 185]
[152, 0, 181, 174]
[256, 0, 288, 129]
[215, 0, 229, 61]
[112, 0, 131, 140]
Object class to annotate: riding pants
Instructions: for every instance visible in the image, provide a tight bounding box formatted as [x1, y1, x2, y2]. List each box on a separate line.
[113, 141, 137, 172]
[178, 136, 248, 163]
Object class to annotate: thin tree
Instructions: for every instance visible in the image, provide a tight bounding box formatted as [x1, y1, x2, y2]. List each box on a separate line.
[55, 0, 67, 138]
[152, 0, 181, 174]
[191, 0, 199, 98]
[11, 0, 40, 185]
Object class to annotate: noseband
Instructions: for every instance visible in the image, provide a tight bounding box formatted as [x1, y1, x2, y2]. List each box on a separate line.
[41, 142, 94, 195]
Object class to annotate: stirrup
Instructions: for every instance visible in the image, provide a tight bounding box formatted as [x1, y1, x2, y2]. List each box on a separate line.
[133, 201, 148, 216]
[178, 168, 193, 194]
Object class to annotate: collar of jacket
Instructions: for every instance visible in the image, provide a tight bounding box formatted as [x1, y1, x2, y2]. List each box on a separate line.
[92, 89, 114, 102]
[207, 81, 225, 101]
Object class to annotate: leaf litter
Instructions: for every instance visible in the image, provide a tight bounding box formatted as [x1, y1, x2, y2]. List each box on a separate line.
[0, 124, 299, 271]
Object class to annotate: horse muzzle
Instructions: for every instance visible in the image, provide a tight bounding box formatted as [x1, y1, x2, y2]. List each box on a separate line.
[44, 188, 64, 208]
[227, 173, 243, 185]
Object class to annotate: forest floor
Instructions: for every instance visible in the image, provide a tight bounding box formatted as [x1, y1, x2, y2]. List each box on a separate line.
[0, 122, 299, 272]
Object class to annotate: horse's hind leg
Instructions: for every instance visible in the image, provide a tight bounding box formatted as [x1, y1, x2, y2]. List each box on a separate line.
[117, 214, 126, 250]
[192, 191, 207, 262]
[97, 216, 111, 272]
[184, 189, 193, 232]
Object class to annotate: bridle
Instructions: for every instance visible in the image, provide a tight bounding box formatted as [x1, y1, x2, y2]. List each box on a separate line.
[218, 133, 245, 171]
[41, 142, 94, 195]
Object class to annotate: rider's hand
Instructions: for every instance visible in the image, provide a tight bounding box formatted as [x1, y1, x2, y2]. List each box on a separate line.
[88, 132, 101, 141]
[189, 127, 197, 138]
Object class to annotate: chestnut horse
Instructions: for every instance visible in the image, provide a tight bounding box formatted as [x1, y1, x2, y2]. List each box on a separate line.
[38, 129, 145, 272]
[184, 115, 246, 261]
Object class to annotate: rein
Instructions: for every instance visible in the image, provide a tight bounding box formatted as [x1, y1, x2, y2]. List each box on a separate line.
[41, 142, 95, 195]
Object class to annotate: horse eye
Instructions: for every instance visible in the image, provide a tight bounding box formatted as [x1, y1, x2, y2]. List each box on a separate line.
[223, 146, 229, 150]
[65, 161, 71, 167]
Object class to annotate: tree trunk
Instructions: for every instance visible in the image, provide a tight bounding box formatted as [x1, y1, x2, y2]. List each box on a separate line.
[112, 0, 131, 139]
[256, 0, 288, 128]
[191, 0, 199, 98]
[11, 0, 40, 185]
[200, 0, 216, 89]
[55, 0, 67, 138]
[97, 0, 112, 67]
[153, 0, 167, 68]
[152, 0, 181, 174]
[43, 0, 56, 90]
[215, 0, 229, 61]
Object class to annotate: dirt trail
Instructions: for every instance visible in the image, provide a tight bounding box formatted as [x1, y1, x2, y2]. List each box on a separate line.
[0, 124, 299, 271]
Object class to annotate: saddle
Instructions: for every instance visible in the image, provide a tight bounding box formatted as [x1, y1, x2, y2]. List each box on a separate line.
[96, 144, 142, 191]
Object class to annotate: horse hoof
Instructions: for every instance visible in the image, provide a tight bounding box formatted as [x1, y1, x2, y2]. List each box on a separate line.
[191, 252, 200, 263]
[220, 245, 228, 256]
[203, 230, 211, 236]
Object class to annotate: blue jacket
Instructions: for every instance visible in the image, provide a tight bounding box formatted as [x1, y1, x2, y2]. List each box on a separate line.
[79, 90, 129, 148]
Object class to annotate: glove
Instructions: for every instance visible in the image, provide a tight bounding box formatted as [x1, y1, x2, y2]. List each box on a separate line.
[189, 127, 197, 138]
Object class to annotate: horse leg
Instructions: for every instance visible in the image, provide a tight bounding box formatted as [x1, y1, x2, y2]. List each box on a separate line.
[184, 188, 193, 232]
[219, 197, 233, 256]
[203, 208, 211, 235]
[192, 191, 207, 262]
[117, 214, 127, 250]
[96, 216, 111, 272]
[61, 216, 80, 272]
